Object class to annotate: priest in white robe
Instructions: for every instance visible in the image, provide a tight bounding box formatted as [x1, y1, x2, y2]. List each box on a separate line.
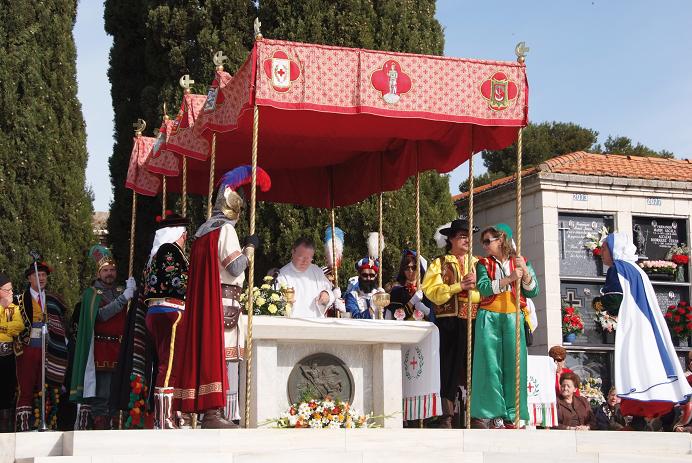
[278, 237, 336, 319]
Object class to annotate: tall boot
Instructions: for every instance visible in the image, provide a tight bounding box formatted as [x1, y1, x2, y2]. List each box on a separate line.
[15, 406, 32, 432]
[201, 408, 239, 429]
[437, 398, 454, 429]
[154, 387, 177, 430]
[76, 404, 92, 430]
[0, 409, 12, 433]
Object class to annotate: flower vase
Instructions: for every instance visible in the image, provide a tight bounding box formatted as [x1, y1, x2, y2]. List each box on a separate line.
[563, 333, 577, 343]
[601, 330, 615, 344]
[675, 266, 686, 283]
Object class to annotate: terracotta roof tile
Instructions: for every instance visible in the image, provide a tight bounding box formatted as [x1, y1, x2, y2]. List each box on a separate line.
[452, 151, 692, 202]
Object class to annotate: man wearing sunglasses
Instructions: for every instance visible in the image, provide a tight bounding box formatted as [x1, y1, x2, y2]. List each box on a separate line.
[344, 258, 380, 319]
[422, 219, 480, 428]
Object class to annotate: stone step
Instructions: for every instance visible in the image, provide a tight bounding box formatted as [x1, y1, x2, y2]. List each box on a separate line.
[14, 450, 692, 463]
[3, 429, 691, 463]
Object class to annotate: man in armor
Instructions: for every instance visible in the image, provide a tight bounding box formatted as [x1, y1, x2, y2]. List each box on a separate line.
[173, 165, 269, 428]
[69, 247, 136, 429]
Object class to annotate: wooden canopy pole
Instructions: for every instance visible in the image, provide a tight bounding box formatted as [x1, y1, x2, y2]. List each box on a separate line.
[466, 154, 475, 428]
[514, 41, 529, 430]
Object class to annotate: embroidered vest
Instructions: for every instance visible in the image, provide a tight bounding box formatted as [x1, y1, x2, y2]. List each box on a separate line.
[433, 256, 480, 319]
[478, 256, 528, 314]
[93, 292, 126, 371]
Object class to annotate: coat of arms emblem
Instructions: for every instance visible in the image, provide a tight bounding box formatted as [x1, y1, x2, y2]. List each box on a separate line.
[371, 59, 412, 105]
[480, 71, 519, 111]
[263, 51, 301, 93]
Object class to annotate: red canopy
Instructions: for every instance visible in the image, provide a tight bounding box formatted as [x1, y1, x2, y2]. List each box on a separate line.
[133, 39, 529, 207]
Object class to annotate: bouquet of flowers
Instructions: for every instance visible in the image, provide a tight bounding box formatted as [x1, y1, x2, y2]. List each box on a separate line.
[240, 275, 287, 316]
[274, 397, 375, 429]
[664, 300, 692, 338]
[562, 305, 584, 336]
[584, 225, 609, 257]
[593, 309, 617, 333]
[666, 243, 690, 266]
[580, 377, 606, 408]
[638, 260, 677, 274]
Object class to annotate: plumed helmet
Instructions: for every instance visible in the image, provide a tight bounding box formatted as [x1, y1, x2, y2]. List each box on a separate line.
[214, 165, 271, 221]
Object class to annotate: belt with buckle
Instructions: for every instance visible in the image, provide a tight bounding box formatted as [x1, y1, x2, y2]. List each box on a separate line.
[94, 334, 122, 343]
[0, 342, 12, 357]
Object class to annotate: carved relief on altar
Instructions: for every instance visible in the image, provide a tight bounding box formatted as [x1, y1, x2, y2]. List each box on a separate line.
[287, 353, 354, 404]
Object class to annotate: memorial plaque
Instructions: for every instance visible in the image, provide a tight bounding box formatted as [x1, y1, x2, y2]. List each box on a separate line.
[566, 351, 612, 396]
[287, 353, 354, 405]
[558, 214, 614, 278]
[654, 286, 688, 315]
[632, 217, 687, 261]
[561, 282, 607, 345]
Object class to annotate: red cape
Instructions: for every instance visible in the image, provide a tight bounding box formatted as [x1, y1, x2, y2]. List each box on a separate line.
[173, 229, 228, 412]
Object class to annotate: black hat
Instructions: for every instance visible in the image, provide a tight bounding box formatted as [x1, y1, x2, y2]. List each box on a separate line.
[24, 261, 52, 278]
[156, 212, 190, 229]
[0, 273, 10, 288]
[438, 219, 480, 237]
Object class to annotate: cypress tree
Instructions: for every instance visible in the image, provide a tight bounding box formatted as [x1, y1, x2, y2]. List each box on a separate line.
[105, 0, 256, 280]
[0, 0, 94, 306]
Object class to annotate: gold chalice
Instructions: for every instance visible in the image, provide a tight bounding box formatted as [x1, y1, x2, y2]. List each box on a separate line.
[281, 286, 295, 317]
[371, 291, 390, 320]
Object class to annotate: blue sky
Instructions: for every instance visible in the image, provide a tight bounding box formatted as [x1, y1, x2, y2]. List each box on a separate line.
[76, 1, 692, 211]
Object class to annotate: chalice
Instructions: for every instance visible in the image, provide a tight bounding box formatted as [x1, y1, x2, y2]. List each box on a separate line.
[281, 286, 295, 318]
[371, 291, 390, 320]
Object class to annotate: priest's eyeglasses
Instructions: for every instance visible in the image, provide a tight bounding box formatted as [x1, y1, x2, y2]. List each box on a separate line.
[0, 287, 13, 294]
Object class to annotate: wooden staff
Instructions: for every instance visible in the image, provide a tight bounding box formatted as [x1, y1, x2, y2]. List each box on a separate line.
[245, 104, 260, 427]
[181, 156, 188, 217]
[161, 176, 167, 216]
[514, 41, 529, 429]
[466, 154, 475, 428]
[207, 133, 216, 219]
[514, 126, 524, 429]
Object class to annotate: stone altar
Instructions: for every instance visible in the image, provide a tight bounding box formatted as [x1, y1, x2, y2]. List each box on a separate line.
[235, 315, 435, 428]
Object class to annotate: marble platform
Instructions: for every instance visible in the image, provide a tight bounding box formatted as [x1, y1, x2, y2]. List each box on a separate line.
[2, 429, 691, 463]
[236, 316, 435, 428]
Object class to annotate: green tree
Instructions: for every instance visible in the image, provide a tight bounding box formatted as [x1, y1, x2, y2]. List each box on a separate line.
[602, 135, 674, 159]
[105, 0, 256, 280]
[0, 0, 94, 306]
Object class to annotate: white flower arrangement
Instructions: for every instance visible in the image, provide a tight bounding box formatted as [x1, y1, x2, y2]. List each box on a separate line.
[239, 275, 287, 316]
[580, 377, 606, 407]
[272, 397, 375, 429]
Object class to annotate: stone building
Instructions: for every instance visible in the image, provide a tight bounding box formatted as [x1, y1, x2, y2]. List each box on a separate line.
[453, 151, 692, 388]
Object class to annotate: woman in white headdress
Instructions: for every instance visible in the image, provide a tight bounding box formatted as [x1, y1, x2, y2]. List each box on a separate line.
[598, 232, 692, 428]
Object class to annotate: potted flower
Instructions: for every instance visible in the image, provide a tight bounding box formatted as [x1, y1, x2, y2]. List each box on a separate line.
[638, 260, 677, 281]
[240, 275, 288, 316]
[580, 377, 606, 408]
[664, 300, 692, 346]
[561, 304, 584, 343]
[665, 244, 689, 282]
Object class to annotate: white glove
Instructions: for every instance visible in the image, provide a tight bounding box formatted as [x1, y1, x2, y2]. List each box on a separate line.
[123, 277, 136, 301]
[126, 276, 136, 290]
[414, 300, 430, 316]
[334, 298, 346, 313]
[410, 290, 424, 305]
[332, 287, 342, 299]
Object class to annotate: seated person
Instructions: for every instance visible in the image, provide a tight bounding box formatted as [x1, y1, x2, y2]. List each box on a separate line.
[384, 250, 433, 321]
[556, 372, 595, 430]
[594, 386, 627, 431]
[277, 237, 335, 319]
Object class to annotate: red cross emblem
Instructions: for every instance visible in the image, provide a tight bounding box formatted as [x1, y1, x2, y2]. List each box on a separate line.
[480, 71, 519, 111]
[409, 358, 418, 369]
[263, 51, 301, 93]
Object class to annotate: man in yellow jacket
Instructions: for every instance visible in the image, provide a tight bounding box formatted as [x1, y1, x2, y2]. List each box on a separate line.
[422, 219, 479, 428]
[0, 273, 24, 432]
